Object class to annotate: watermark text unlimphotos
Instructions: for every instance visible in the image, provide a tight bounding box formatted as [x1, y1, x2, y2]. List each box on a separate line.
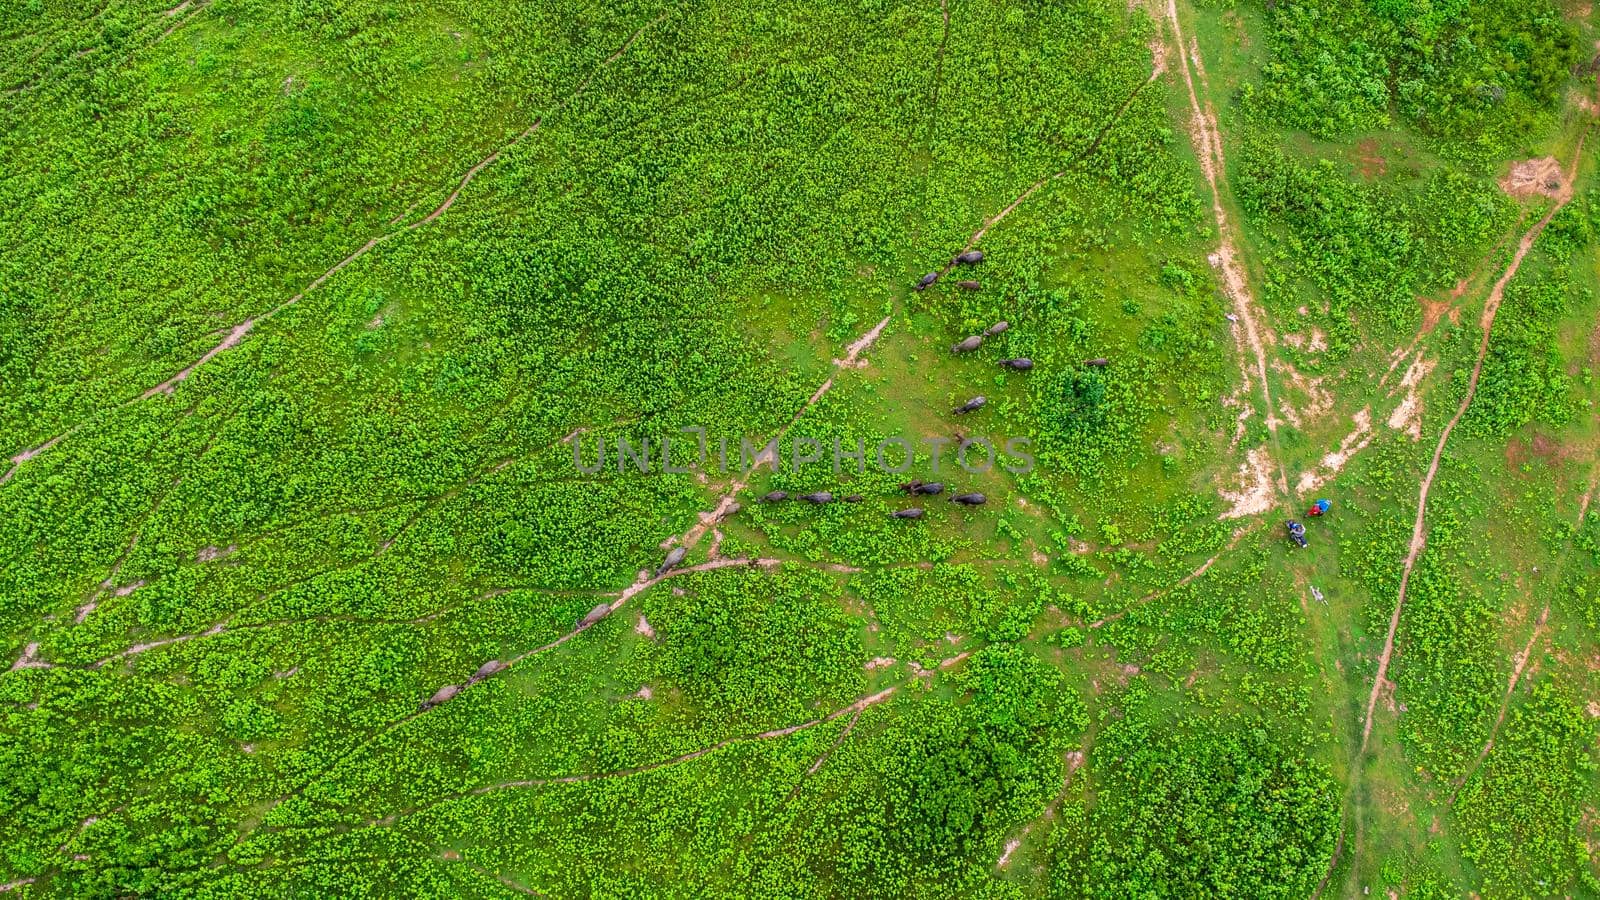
[571, 429, 1033, 475]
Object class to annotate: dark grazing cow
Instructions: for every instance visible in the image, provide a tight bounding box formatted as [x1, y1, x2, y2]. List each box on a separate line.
[657, 546, 686, 575]
[420, 683, 461, 711]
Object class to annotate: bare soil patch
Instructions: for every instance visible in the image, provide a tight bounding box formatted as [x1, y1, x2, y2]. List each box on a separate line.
[196, 543, 237, 563]
[1219, 446, 1275, 519]
[1296, 407, 1373, 496]
[1531, 432, 1565, 466]
[1499, 156, 1565, 200]
[1385, 353, 1435, 441]
[1505, 438, 1530, 470]
[1418, 295, 1460, 334]
[1355, 138, 1386, 178]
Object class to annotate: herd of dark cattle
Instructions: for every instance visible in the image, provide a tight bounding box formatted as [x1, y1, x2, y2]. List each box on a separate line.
[755, 479, 989, 522]
[757, 250, 1021, 525]
[434, 254, 1111, 707]
[645, 248, 1112, 581]
[902, 249, 1008, 517]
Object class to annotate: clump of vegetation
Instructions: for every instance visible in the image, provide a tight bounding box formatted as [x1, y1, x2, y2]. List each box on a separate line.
[1053, 705, 1339, 897]
[1247, 0, 1581, 160]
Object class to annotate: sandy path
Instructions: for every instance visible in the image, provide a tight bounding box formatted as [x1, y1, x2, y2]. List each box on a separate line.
[3, 0, 205, 93]
[71, 475, 178, 626]
[0, 431, 68, 485]
[804, 708, 862, 777]
[139, 318, 252, 396]
[1359, 132, 1588, 753]
[833, 315, 890, 368]
[996, 748, 1085, 868]
[79, 550, 875, 674]
[1163, 0, 1288, 500]
[8, 642, 50, 671]
[90, 621, 228, 668]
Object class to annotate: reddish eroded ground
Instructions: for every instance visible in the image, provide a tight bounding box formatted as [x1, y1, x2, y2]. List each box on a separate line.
[1418, 295, 1461, 334]
[1354, 138, 1386, 178]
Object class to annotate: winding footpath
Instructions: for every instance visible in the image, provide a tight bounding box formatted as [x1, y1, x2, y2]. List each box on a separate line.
[1317, 128, 1592, 899]
[5, 11, 674, 482]
[1359, 132, 1589, 754]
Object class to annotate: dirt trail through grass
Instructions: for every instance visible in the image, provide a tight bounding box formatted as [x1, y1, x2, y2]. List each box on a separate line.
[1163, 0, 1288, 501]
[996, 748, 1085, 868]
[1359, 132, 1588, 755]
[345, 684, 904, 837]
[143, 14, 670, 400]
[221, 308, 893, 848]
[8, 12, 673, 471]
[1087, 526, 1251, 628]
[0, 432, 67, 485]
[1316, 129, 1591, 899]
[1446, 605, 1549, 806]
[463, 685, 901, 791]
[953, 41, 1161, 262]
[1449, 457, 1600, 806]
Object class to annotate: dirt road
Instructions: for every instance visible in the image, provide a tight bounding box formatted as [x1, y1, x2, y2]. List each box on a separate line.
[1162, 0, 1289, 500]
